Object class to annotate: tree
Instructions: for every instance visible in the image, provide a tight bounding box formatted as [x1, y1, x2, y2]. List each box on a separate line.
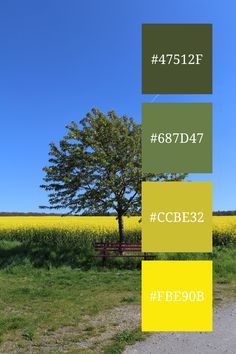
[40, 108, 187, 245]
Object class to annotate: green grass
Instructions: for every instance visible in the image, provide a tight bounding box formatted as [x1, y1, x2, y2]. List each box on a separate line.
[103, 328, 146, 354]
[213, 247, 236, 283]
[0, 263, 140, 352]
[0, 240, 236, 352]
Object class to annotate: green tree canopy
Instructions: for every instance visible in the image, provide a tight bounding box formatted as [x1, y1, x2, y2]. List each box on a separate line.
[40, 108, 187, 243]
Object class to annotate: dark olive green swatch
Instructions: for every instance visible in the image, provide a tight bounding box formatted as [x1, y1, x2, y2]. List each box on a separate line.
[142, 24, 212, 94]
[142, 103, 212, 173]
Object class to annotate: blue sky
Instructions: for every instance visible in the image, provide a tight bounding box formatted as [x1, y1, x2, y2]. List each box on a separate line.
[0, 0, 235, 212]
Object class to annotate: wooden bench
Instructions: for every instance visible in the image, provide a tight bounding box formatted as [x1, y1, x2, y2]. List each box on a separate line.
[95, 242, 150, 263]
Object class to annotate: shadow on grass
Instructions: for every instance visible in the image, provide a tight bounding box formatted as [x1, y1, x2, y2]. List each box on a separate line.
[0, 230, 235, 270]
[0, 241, 89, 269]
[1, 241, 236, 282]
[0, 240, 212, 271]
[0, 240, 142, 270]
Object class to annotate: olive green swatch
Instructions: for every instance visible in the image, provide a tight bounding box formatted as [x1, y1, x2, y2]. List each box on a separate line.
[142, 24, 212, 94]
[142, 103, 212, 173]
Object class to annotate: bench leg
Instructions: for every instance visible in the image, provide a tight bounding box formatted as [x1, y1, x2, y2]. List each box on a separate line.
[102, 251, 106, 266]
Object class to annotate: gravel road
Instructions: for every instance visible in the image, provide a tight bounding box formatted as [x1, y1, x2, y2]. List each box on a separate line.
[123, 302, 236, 354]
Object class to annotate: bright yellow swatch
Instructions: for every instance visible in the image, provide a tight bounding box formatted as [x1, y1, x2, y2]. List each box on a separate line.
[142, 260, 212, 331]
[142, 261, 212, 332]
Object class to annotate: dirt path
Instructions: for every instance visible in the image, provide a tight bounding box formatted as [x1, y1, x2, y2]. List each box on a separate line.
[123, 302, 236, 354]
[0, 304, 141, 353]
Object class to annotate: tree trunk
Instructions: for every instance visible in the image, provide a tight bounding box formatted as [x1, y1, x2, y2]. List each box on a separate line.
[118, 213, 124, 254]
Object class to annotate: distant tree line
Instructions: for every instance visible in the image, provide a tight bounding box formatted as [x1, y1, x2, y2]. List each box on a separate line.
[213, 210, 236, 216]
[0, 212, 61, 216]
[1, 210, 236, 217]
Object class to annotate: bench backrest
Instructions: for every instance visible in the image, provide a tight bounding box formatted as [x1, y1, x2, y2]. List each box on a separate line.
[95, 242, 141, 252]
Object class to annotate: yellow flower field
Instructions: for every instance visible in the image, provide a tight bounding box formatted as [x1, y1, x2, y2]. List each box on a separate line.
[0, 216, 140, 233]
[213, 216, 236, 235]
[0, 215, 235, 235]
